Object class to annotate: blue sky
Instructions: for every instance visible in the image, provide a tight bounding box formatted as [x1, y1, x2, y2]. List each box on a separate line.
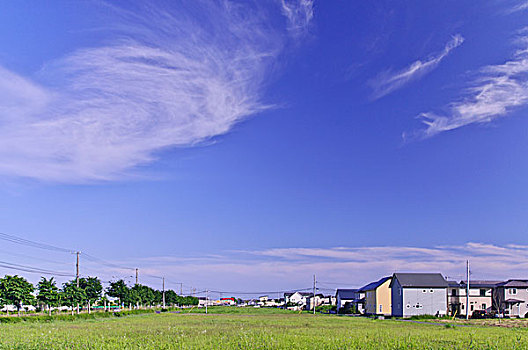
[0, 0, 528, 296]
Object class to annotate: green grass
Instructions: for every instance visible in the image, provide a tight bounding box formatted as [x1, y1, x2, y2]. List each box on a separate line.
[1, 308, 528, 349]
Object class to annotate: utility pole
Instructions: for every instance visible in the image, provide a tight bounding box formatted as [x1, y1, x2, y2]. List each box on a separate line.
[135, 268, 139, 285]
[180, 283, 183, 296]
[206, 290, 209, 314]
[74, 251, 81, 287]
[162, 277, 166, 309]
[466, 260, 470, 320]
[313, 274, 316, 315]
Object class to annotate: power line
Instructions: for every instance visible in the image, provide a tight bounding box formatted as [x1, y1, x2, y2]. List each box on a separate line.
[0, 260, 75, 277]
[0, 232, 73, 253]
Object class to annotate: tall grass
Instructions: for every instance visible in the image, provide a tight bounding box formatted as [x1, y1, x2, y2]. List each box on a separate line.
[0, 308, 527, 349]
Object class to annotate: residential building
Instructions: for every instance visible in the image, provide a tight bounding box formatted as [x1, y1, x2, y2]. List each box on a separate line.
[284, 292, 311, 309]
[390, 273, 448, 317]
[458, 280, 499, 317]
[335, 289, 364, 314]
[360, 276, 392, 316]
[493, 280, 528, 318]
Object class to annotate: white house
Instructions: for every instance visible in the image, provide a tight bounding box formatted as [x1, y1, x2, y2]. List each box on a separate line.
[284, 292, 311, 309]
[391, 273, 448, 317]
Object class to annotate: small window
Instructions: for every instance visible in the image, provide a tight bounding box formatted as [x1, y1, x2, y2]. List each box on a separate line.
[510, 288, 517, 295]
[451, 289, 457, 296]
[422, 289, 427, 293]
[461, 304, 465, 310]
[480, 289, 486, 297]
[470, 304, 474, 311]
[482, 303, 486, 310]
[379, 305, 382, 312]
[430, 289, 434, 293]
[406, 304, 410, 309]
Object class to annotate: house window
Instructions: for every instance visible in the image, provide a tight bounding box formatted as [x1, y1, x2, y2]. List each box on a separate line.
[482, 303, 486, 310]
[510, 288, 517, 295]
[379, 305, 382, 313]
[470, 304, 474, 311]
[422, 289, 427, 293]
[406, 304, 410, 309]
[451, 289, 457, 296]
[480, 289, 486, 297]
[430, 289, 434, 293]
[461, 304, 465, 310]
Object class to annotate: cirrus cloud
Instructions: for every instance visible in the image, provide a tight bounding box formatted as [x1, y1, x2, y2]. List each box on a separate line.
[0, 1, 314, 183]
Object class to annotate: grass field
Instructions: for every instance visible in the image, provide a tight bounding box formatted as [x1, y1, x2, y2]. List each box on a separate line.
[1, 308, 528, 349]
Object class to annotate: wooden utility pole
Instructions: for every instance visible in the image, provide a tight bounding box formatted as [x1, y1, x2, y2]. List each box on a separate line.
[466, 260, 470, 320]
[75, 251, 81, 287]
[135, 268, 139, 285]
[313, 274, 316, 315]
[162, 277, 166, 308]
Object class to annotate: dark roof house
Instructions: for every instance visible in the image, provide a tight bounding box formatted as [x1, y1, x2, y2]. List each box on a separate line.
[359, 276, 391, 292]
[390, 273, 448, 288]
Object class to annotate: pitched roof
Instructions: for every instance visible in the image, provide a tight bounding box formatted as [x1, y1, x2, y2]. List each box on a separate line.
[459, 280, 503, 288]
[391, 273, 448, 288]
[497, 280, 528, 288]
[359, 276, 391, 292]
[335, 289, 359, 299]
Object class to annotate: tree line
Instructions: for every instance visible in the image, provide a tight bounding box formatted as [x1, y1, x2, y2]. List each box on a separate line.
[0, 275, 198, 316]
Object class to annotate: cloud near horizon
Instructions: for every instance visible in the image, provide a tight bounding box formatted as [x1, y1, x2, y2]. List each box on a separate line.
[115, 242, 528, 295]
[369, 34, 464, 99]
[0, 1, 314, 183]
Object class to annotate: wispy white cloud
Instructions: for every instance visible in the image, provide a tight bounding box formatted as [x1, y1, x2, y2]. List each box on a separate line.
[0, 1, 311, 183]
[511, 1, 528, 12]
[369, 35, 464, 99]
[280, 0, 314, 38]
[122, 242, 528, 293]
[413, 32, 528, 138]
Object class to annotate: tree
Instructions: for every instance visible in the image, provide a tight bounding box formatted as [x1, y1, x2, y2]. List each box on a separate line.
[0, 275, 34, 316]
[79, 277, 102, 313]
[106, 280, 129, 307]
[165, 290, 179, 306]
[37, 277, 60, 316]
[131, 284, 155, 308]
[61, 280, 86, 315]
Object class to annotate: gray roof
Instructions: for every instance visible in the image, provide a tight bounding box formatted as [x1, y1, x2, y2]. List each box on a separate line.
[498, 280, 528, 288]
[459, 280, 503, 288]
[359, 277, 391, 292]
[335, 289, 360, 299]
[391, 273, 448, 288]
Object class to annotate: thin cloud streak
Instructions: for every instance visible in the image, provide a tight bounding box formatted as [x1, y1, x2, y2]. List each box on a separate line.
[0, 1, 313, 183]
[369, 35, 464, 99]
[132, 242, 528, 292]
[280, 0, 314, 38]
[413, 32, 528, 138]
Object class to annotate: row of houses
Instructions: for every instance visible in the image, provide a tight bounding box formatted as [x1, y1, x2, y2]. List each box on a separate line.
[336, 273, 528, 318]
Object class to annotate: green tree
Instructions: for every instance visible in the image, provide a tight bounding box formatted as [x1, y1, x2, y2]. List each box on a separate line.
[131, 284, 155, 307]
[106, 280, 129, 307]
[79, 277, 102, 313]
[61, 280, 86, 315]
[0, 275, 34, 316]
[37, 277, 59, 316]
[164, 290, 179, 306]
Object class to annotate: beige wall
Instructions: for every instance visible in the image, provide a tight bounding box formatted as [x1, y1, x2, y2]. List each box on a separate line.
[376, 279, 392, 315]
[365, 279, 392, 315]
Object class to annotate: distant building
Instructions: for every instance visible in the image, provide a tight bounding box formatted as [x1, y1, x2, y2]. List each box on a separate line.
[494, 280, 528, 318]
[360, 276, 392, 316]
[390, 273, 448, 317]
[448, 280, 500, 317]
[335, 289, 364, 314]
[284, 292, 312, 309]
